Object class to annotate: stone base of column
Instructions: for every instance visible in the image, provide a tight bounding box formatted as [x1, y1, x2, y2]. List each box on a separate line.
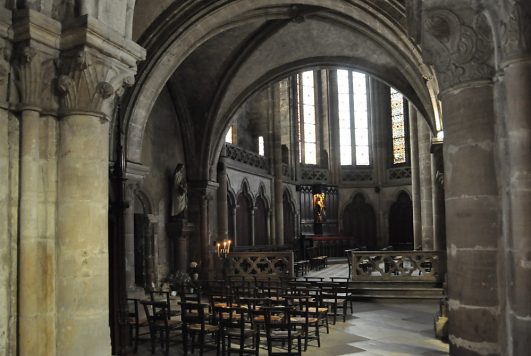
[167, 218, 194, 273]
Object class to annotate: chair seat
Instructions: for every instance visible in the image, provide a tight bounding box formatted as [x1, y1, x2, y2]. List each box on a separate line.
[225, 328, 256, 337]
[254, 315, 282, 322]
[323, 298, 346, 304]
[220, 312, 242, 319]
[308, 307, 328, 313]
[270, 330, 302, 338]
[290, 316, 318, 324]
[153, 319, 182, 328]
[188, 324, 220, 332]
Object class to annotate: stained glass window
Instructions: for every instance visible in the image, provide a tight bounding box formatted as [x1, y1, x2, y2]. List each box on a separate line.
[297, 71, 317, 165]
[390, 88, 406, 164]
[337, 70, 370, 166]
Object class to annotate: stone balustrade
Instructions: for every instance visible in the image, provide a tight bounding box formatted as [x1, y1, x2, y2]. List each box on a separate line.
[350, 250, 445, 282]
[225, 143, 270, 171]
[227, 251, 294, 279]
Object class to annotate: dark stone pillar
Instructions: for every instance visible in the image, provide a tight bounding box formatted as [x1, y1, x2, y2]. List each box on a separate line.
[422, 2, 499, 354]
[409, 103, 422, 249]
[417, 116, 434, 250]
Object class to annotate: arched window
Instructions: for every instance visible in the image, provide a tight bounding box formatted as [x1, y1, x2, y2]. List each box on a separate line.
[336, 70, 370, 166]
[297, 70, 317, 165]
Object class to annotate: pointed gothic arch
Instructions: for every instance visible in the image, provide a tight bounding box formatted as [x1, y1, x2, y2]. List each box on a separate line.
[236, 180, 253, 246]
[282, 189, 297, 246]
[388, 190, 414, 250]
[342, 193, 377, 249]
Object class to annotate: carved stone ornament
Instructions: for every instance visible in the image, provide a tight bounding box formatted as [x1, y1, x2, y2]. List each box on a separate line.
[421, 8, 494, 91]
[499, 0, 531, 62]
[13, 45, 58, 111]
[0, 44, 12, 105]
[57, 48, 136, 119]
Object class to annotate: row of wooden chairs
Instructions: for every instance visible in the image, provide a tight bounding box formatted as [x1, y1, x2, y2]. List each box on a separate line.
[127, 276, 354, 355]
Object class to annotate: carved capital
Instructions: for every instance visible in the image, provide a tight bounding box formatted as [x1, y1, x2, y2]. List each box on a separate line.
[0, 39, 12, 108]
[497, 0, 531, 65]
[12, 44, 58, 111]
[57, 48, 136, 119]
[421, 6, 494, 92]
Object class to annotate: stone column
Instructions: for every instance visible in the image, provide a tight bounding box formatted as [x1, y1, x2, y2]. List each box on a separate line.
[327, 70, 340, 185]
[123, 183, 136, 290]
[250, 207, 256, 246]
[54, 22, 145, 355]
[430, 142, 446, 252]
[422, 3, 499, 354]
[496, 3, 531, 350]
[217, 152, 229, 241]
[13, 25, 60, 354]
[272, 82, 284, 245]
[166, 219, 194, 273]
[0, 26, 15, 355]
[500, 59, 531, 355]
[408, 103, 422, 249]
[417, 116, 434, 250]
[189, 182, 217, 278]
[290, 75, 301, 180]
[371, 79, 390, 245]
[231, 206, 237, 243]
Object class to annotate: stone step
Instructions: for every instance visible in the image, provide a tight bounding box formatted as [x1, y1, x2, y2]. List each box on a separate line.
[352, 294, 442, 302]
[348, 285, 445, 300]
[348, 280, 442, 289]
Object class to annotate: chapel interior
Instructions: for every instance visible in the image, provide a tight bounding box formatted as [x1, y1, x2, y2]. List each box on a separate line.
[0, 1, 530, 355]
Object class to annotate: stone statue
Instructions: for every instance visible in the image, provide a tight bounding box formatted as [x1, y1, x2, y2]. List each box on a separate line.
[171, 164, 187, 218]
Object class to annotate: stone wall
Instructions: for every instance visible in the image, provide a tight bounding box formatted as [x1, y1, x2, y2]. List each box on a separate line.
[138, 86, 185, 283]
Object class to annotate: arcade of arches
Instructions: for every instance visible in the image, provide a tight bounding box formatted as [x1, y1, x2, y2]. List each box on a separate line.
[0, 1, 530, 355]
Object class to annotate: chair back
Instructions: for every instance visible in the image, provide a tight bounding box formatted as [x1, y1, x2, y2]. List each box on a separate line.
[142, 300, 170, 330]
[180, 301, 209, 330]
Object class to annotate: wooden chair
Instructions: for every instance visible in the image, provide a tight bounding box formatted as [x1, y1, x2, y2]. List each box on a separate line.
[216, 306, 259, 355]
[321, 283, 348, 324]
[127, 298, 148, 353]
[141, 300, 182, 355]
[149, 290, 179, 318]
[263, 306, 302, 356]
[181, 301, 221, 356]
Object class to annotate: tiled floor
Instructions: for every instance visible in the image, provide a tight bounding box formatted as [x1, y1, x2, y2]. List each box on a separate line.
[136, 300, 448, 355]
[136, 262, 449, 355]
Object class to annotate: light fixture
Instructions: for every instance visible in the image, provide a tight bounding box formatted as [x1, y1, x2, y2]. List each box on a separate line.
[216, 239, 232, 259]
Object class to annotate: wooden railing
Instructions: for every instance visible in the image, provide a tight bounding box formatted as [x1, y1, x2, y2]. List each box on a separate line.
[227, 251, 294, 279]
[350, 250, 445, 282]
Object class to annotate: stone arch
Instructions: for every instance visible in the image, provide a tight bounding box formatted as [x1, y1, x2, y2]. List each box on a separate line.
[227, 184, 237, 241]
[282, 188, 297, 246]
[341, 192, 377, 249]
[125, 0, 440, 181]
[134, 188, 154, 214]
[236, 180, 254, 246]
[254, 192, 269, 246]
[132, 189, 156, 289]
